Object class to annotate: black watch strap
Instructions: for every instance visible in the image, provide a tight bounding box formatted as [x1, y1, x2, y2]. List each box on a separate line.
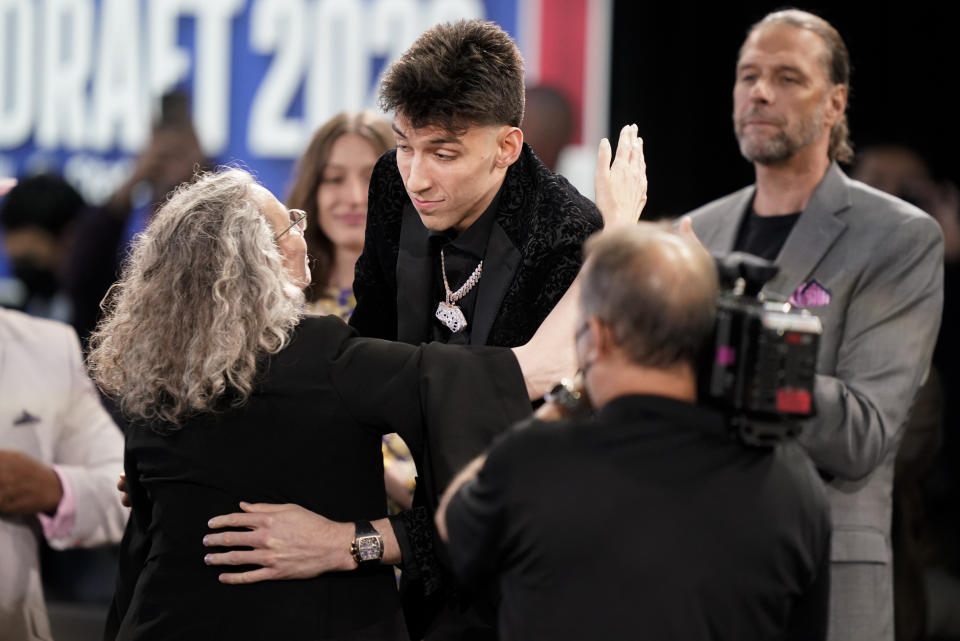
[355, 519, 378, 538]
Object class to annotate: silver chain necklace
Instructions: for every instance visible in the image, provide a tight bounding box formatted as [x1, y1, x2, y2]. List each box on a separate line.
[435, 247, 483, 333]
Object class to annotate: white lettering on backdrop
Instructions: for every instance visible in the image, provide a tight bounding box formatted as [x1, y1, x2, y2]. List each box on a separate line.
[0, 0, 484, 158]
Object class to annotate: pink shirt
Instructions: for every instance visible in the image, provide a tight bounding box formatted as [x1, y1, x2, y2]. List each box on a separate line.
[37, 466, 78, 545]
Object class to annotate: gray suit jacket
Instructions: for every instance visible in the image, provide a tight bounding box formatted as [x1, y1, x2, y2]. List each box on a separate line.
[0, 309, 126, 641]
[689, 163, 944, 641]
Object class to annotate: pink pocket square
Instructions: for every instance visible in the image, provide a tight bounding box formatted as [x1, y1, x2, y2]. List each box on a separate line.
[789, 280, 831, 308]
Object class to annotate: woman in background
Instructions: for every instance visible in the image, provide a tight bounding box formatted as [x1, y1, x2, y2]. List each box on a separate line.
[287, 112, 415, 510]
[287, 111, 393, 319]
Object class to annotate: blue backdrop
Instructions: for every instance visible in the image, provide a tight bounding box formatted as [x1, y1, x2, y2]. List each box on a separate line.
[0, 0, 523, 276]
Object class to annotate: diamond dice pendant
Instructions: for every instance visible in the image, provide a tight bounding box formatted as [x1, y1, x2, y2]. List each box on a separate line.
[436, 300, 468, 333]
[437, 248, 481, 335]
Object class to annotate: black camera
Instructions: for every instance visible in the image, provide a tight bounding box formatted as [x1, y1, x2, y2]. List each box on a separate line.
[699, 253, 822, 447]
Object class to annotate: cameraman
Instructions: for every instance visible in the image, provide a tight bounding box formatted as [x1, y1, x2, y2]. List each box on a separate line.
[436, 223, 831, 641]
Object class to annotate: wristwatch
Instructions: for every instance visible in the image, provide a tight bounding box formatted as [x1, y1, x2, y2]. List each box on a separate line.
[543, 375, 591, 418]
[350, 520, 384, 566]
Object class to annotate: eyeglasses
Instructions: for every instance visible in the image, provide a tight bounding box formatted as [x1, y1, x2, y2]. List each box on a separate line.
[274, 208, 307, 241]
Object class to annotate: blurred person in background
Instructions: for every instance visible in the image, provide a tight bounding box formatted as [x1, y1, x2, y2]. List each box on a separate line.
[64, 90, 206, 346]
[853, 146, 960, 265]
[521, 85, 575, 172]
[0, 91, 204, 350]
[0, 174, 85, 325]
[287, 111, 393, 320]
[285, 111, 415, 511]
[0, 179, 127, 641]
[853, 145, 960, 641]
[521, 85, 595, 197]
[8, 92, 207, 635]
[0, 216, 127, 639]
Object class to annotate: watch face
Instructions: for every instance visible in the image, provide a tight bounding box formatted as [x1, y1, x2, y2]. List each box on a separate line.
[356, 535, 382, 561]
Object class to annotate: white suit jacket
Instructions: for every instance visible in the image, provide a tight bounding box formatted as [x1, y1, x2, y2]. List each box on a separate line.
[0, 308, 126, 641]
[689, 163, 944, 641]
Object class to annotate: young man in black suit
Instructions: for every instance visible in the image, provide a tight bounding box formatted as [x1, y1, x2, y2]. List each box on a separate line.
[346, 21, 643, 636]
[350, 19, 635, 349]
[202, 19, 646, 641]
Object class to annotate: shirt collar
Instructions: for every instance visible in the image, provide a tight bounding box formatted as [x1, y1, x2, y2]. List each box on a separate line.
[597, 394, 729, 439]
[427, 186, 503, 260]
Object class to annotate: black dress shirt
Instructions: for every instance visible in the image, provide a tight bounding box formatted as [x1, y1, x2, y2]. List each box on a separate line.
[424, 192, 500, 345]
[351, 144, 602, 350]
[349, 144, 602, 639]
[445, 394, 832, 641]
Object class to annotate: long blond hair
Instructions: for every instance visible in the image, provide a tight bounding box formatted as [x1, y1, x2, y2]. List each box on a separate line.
[88, 169, 304, 426]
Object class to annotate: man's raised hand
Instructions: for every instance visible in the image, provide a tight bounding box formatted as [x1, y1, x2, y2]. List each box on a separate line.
[595, 124, 647, 227]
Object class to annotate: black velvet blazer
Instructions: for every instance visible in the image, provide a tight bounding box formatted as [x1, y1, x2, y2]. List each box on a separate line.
[351, 144, 602, 348]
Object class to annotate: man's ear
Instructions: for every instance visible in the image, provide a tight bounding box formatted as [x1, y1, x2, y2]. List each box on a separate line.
[496, 127, 524, 168]
[824, 84, 847, 128]
[588, 316, 614, 358]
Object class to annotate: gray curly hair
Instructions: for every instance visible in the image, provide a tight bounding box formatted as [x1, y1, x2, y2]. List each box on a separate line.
[88, 168, 304, 426]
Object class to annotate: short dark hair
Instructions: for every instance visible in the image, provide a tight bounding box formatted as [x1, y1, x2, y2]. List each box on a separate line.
[0, 173, 84, 235]
[581, 223, 718, 369]
[379, 19, 525, 134]
[746, 9, 854, 164]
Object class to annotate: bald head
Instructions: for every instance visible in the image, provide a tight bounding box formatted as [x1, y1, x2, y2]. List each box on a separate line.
[581, 223, 718, 368]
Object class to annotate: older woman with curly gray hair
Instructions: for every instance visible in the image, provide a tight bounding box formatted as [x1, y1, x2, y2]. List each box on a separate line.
[90, 170, 308, 423]
[88, 168, 565, 641]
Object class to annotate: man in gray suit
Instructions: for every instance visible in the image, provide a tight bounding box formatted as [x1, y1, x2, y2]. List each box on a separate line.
[686, 10, 944, 641]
